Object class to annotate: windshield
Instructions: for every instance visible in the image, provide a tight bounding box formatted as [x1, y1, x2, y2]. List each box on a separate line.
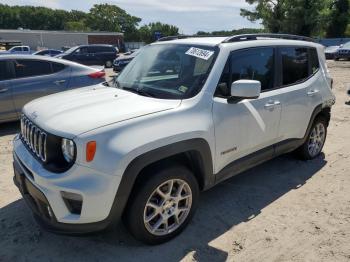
[115, 44, 218, 99]
[342, 42, 350, 49]
[64, 46, 78, 54]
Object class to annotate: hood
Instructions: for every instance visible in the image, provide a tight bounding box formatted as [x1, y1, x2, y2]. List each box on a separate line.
[23, 85, 181, 138]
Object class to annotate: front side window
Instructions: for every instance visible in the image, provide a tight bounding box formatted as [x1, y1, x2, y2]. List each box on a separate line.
[14, 60, 52, 78]
[116, 44, 218, 99]
[216, 47, 275, 97]
[11, 47, 22, 52]
[75, 47, 88, 54]
[281, 47, 309, 86]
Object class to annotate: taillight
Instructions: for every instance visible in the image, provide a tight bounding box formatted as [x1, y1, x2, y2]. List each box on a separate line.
[88, 71, 105, 79]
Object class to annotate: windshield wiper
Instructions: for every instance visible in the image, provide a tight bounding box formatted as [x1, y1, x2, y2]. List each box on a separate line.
[122, 86, 155, 98]
[113, 78, 155, 98]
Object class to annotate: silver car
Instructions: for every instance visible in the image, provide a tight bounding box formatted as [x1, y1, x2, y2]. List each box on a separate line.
[0, 55, 106, 123]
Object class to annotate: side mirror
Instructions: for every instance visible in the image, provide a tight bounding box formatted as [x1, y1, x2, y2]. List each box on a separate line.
[230, 80, 261, 100]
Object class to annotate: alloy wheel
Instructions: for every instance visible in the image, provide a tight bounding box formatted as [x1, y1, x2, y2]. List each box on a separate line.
[143, 179, 192, 236]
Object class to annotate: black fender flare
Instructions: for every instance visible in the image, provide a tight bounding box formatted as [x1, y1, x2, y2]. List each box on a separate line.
[302, 104, 331, 144]
[106, 138, 214, 224]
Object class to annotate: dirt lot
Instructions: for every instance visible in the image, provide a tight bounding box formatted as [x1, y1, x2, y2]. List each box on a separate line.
[0, 61, 349, 262]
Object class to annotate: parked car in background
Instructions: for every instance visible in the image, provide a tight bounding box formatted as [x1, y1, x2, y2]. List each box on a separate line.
[0, 46, 31, 55]
[324, 45, 339, 59]
[55, 44, 118, 68]
[113, 49, 140, 72]
[334, 42, 350, 60]
[33, 49, 63, 57]
[0, 55, 105, 123]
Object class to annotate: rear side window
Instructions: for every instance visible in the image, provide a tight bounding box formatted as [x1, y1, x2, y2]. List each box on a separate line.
[23, 47, 29, 52]
[89, 46, 113, 53]
[51, 62, 66, 73]
[281, 47, 309, 86]
[14, 60, 52, 78]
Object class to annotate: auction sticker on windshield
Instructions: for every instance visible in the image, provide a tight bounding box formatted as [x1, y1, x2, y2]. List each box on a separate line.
[186, 47, 214, 60]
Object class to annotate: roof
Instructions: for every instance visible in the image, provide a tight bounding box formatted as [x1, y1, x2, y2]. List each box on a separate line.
[0, 29, 123, 36]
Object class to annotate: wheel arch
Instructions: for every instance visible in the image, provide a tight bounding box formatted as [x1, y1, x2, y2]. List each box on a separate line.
[106, 138, 214, 224]
[303, 104, 331, 143]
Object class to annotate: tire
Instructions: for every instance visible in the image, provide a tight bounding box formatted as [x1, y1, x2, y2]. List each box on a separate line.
[105, 60, 113, 68]
[124, 165, 199, 245]
[296, 116, 328, 160]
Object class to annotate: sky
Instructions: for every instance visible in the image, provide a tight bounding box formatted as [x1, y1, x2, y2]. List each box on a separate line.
[1, 0, 261, 34]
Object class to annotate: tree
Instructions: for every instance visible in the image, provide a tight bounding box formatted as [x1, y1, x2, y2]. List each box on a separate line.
[64, 21, 90, 31]
[138, 22, 179, 43]
[325, 0, 349, 37]
[196, 28, 265, 36]
[240, 0, 330, 36]
[87, 4, 141, 33]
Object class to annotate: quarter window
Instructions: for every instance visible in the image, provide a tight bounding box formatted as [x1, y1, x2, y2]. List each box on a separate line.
[14, 60, 52, 78]
[281, 47, 309, 86]
[309, 48, 319, 74]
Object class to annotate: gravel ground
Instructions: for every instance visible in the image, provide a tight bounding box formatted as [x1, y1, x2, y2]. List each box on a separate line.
[0, 61, 349, 262]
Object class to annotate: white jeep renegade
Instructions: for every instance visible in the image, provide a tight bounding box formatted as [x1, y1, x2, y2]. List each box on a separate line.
[13, 34, 335, 244]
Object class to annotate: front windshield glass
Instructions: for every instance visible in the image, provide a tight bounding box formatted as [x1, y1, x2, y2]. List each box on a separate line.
[64, 46, 78, 54]
[342, 42, 350, 49]
[115, 44, 218, 99]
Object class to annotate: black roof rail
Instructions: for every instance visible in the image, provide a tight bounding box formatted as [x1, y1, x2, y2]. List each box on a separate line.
[157, 35, 228, 42]
[222, 33, 316, 43]
[157, 35, 192, 42]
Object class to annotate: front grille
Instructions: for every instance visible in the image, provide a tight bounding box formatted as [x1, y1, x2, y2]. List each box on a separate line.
[20, 115, 47, 162]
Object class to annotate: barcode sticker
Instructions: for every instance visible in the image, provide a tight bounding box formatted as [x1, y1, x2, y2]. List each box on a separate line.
[185, 47, 214, 60]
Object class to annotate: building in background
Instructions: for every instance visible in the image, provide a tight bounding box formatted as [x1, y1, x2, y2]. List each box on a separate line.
[0, 29, 124, 51]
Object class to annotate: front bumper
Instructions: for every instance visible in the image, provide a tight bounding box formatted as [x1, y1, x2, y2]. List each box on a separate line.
[13, 135, 123, 234]
[335, 53, 350, 59]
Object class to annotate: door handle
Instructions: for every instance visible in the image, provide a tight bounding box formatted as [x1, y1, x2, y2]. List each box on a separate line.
[54, 80, 66, 85]
[264, 100, 280, 110]
[307, 89, 319, 97]
[0, 88, 8, 93]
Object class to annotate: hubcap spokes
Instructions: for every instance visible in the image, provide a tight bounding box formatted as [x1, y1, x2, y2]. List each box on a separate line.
[144, 179, 192, 236]
[308, 123, 325, 157]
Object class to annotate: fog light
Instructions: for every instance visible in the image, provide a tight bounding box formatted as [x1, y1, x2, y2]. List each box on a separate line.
[61, 191, 83, 215]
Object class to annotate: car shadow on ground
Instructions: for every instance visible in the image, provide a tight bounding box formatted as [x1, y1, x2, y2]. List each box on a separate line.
[0, 121, 20, 136]
[0, 153, 326, 262]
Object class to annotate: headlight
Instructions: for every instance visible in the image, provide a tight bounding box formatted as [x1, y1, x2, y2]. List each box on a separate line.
[61, 138, 76, 163]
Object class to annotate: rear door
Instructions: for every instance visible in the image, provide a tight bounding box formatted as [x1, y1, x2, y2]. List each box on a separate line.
[0, 61, 16, 122]
[276, 46, 322, 141]
[90, 46, 115, 65]
[9, 59, 69, 115]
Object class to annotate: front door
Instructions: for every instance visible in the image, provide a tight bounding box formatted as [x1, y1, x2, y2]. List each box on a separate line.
[213, 47, 282, 174]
